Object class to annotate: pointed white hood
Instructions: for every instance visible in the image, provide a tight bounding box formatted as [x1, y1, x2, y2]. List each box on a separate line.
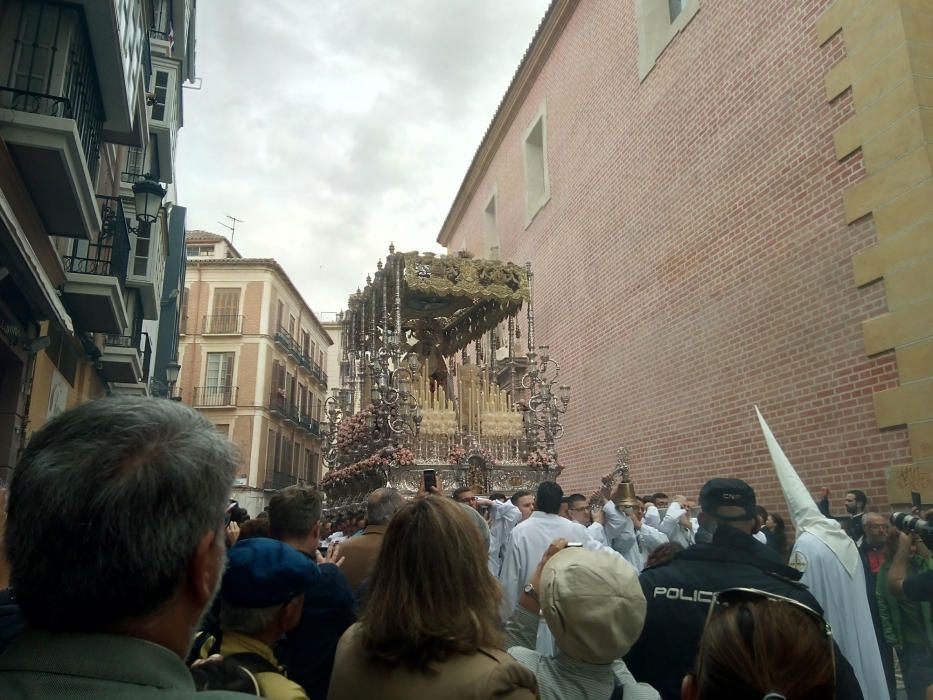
[755, 406, 860, 577]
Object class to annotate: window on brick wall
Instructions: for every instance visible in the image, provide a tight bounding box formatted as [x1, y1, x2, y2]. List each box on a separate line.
[484, 191, 499, 258]
[636, 0, 700, 80]
[523, 104, 550, 226]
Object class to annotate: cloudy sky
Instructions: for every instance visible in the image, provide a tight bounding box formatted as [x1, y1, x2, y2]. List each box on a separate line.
[176, 1, 551, 316]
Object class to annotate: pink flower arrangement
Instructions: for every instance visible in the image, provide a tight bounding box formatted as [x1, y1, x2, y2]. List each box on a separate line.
[447, 446, 466, 465]
[335, 405, 375, 452]
[394, 447, 416, 466]
[321, 452, 390, 488]
[527, 447, 551, 468]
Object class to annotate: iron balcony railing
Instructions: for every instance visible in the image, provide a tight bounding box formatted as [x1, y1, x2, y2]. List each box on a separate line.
[203, 314, 243, 334]
[264, 471, 297, 491]
[193, 386, 238, 407]
[274, 326, 304, 362]
[269, 393, 300, 423]
[0, 3, 104, 177]
[62, 196, 131, 286]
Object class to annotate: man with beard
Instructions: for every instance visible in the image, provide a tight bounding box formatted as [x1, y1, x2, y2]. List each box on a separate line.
[0, 398, 245, 699]
[818, 487, 869, 544]
[860, 513, 897, 697]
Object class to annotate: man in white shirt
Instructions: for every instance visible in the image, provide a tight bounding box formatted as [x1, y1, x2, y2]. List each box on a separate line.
[601, 492, 668, 572]
[479, 490, 533, 576]
[658, 496, 696, 549]
[499, 482, 593, 619]
[564, 493, 592, 527]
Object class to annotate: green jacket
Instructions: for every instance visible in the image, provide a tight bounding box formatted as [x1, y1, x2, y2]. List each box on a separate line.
[876, 556, 933, 649]
[0, 629, 253, 699]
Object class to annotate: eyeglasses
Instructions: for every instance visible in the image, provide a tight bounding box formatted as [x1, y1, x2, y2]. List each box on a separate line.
[569, 506, 589, 513]
[701, 588, 835, 692]
[457, 496, 477, 504]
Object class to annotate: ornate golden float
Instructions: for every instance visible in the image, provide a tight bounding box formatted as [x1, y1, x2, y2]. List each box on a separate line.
[321, 247, 571, 514]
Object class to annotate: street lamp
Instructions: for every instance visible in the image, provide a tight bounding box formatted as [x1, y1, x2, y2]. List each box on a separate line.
[132, 179, 166, 224]
[165, 360, 180, 397]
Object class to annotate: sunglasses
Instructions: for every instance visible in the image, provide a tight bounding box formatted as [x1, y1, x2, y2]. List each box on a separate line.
[701, 588, 835, 691]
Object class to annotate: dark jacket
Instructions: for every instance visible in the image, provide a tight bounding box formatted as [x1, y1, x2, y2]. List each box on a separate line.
[624, 525, 863, 700]
[276, 558, 356, 700]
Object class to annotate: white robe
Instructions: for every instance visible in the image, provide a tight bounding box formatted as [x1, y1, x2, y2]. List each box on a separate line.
[658, 501, 696, 549]
[791, 532, 889, 700]
[487, 499, 523, 576]
[756, 406, 889, 700]
[601, 501, 668, 571]
[499, 511, 596, 657]
[499, 511, 594, 618]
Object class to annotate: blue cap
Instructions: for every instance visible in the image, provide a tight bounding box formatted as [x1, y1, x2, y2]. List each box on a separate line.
[222, 538, 319, 608]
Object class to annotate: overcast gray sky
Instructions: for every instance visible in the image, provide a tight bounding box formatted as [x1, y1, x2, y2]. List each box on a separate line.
[176, 1, 551, 316]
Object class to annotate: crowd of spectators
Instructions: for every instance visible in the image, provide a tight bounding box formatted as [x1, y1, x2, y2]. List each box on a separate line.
[0, 396, 928, 699]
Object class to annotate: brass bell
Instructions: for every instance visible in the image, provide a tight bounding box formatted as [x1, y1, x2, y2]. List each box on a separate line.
[612, 480, 640, 508]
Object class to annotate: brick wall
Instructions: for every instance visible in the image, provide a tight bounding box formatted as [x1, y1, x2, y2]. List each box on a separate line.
[242, 281, 264, 335]
[445, 0, 911, 516]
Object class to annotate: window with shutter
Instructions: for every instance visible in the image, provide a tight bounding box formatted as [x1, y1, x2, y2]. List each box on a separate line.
[211, 288, 240, 333]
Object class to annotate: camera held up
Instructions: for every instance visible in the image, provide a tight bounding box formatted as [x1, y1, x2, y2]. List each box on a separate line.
[890, 511, 933, 550]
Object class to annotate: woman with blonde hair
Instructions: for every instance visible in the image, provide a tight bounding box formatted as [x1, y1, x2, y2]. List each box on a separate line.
[327, 495, 537, 700]
[682, 588, 835, 700]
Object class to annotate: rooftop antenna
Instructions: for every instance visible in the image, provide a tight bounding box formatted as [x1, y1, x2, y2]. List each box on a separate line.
[217, 214, 244, 244]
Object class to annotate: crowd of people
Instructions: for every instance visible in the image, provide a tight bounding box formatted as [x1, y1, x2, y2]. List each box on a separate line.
[0, 396, 929, 699]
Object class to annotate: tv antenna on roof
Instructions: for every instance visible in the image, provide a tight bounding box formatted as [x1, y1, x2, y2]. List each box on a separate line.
[217, 214, 244, 244]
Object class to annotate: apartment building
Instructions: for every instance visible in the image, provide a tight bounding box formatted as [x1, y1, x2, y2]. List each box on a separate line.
[437, 0, 932, 508]
[179, 232, 332, 514]
[0, 0, 196, 475]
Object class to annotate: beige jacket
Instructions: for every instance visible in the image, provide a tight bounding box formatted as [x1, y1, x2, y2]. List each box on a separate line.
[328, 623, 538, 700]
[335, 524, 387, 592]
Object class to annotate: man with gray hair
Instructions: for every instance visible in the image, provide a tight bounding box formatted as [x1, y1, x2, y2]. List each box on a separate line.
[0, 397, 246, 699]
[338, 487, 404, 593]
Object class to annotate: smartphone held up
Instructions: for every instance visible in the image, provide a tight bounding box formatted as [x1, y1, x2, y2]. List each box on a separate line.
[422, 469, 437, 493]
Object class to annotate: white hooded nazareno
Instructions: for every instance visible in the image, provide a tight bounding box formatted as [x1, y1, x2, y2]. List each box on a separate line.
[755, 406, 890, 700]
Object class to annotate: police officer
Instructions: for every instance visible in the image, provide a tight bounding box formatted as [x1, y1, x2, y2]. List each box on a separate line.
[624, 478, 863, 700]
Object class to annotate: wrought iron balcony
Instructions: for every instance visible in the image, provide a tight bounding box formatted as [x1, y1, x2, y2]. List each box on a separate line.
[0, 3, 104, 178]
[193, 386, 238, 407]
[269, 393, 301, 423]
[100, 331, 152, 385]
[264, 471, 298, 491]
[203, 314, 243, 335]
[274, 326, 304, 362]
[62, 196, 131, 286]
